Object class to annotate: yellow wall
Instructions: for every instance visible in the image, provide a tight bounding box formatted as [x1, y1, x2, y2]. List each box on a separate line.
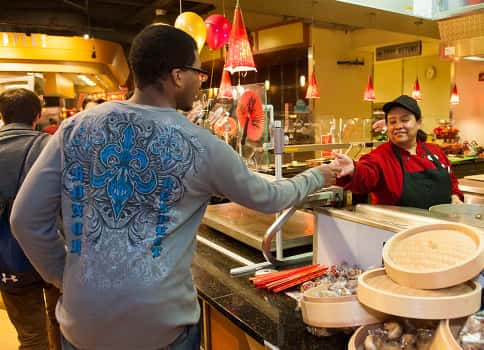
[403, 56, 451, 126]
[310, 25, 455, 141]
[375, 55, 451, 131]
[351, 29, 418, 50]
[55, 74, 75, 99]
[374, 60, 403, 103]
[452, 60, 484, 145]
[311, 27, 372, 123]
[43, 72, 75, 98]
[257, 22, 305, 52]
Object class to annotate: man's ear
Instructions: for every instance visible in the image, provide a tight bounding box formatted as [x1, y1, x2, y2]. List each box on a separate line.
[32, 112, 41, 128]
[170, 68, 184, 88]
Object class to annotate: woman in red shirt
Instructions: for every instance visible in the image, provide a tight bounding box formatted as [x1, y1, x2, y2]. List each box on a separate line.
[334, 95, 463, 209]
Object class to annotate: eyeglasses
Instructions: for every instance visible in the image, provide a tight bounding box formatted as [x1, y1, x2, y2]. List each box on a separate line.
[175, 66, 209, 83]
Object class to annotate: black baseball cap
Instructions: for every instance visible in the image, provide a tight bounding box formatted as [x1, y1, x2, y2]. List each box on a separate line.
[383, 95, 421, 121]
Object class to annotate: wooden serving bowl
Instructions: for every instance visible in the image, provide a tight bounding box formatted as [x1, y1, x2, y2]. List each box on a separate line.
[301, 284, 386, 328]
[382, 223, 484, 289]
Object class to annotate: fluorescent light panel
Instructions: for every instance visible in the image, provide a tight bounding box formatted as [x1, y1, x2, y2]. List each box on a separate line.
[463, 56, 484, 62]
[77, 74, 96, 86]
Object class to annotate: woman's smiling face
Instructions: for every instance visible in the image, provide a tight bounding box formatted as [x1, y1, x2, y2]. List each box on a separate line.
[386, 106, 421, 149]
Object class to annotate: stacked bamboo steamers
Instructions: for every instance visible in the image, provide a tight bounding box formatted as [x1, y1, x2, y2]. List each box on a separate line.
[351, 222, 484, 349]
[302, 222, 484, 349]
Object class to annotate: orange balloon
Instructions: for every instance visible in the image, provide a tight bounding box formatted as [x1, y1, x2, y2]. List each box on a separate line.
[174, 12, 207, 53]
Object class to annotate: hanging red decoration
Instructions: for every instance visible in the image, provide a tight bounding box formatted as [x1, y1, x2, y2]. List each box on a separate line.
[223, 4, 256, 74]
[412, 78, 422, 101]
[450, 83, 460, 105]
[305, 70, 320, 99]
[236, 90, 264, 143]
[364, 75, 376, 101]
[205, 14, 231, 50]
[217, 70, 233, 99]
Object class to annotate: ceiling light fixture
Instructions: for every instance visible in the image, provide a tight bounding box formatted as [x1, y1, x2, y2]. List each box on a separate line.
[40, 34, 47, 48]
[305, 2, 320, 100]
[78, 74, 96, 86]
[463, 56, 484, 62]
[306, 70, 320, 99]
[411, 20, 423, 101]
[364, 13, 376, 101]
[299, 75, 306, 87]
[218, 70, 233, 99]
[412, 78, 422, 100]
[450, 83, 459, 105]
[223, 0, 256, 74]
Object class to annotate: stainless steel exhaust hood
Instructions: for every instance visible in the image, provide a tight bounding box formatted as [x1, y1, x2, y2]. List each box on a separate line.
[439, 12, 484, 60]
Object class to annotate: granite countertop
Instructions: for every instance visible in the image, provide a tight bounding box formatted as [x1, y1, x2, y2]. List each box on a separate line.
[193, 225, 350, 350]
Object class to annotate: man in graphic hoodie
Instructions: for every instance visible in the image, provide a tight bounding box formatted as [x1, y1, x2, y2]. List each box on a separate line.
[11, 25, 338, 350]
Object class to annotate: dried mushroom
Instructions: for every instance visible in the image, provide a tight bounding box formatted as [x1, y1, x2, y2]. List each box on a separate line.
[360, 318, 437, 350]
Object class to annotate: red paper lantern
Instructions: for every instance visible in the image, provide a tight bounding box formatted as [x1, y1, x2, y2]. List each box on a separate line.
[224, 5, 256, 74]
[305, 70, 320, 99]
[412, 78, 422, 101]
[218, 70, 233, 99]
[364, 75, 376, 101]
[205, 14, 231, 50]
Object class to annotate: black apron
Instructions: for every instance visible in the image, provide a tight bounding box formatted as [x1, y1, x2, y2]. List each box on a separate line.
[392, 143, 452, 209]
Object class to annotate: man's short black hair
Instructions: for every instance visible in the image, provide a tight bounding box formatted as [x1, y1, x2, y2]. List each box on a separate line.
[129, 24, 197, 91]
[81, 97, 95, 110]
[0, 88, 42, 125]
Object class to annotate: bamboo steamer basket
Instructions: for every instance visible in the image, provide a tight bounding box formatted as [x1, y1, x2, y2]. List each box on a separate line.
[300, 284, 386, 328]
[357, 268, 481, 320]
[349, 321, 447, 350]
[348, 323, 382, 350]
[382, 223, 484, 289]
[431, 319, 467, 350]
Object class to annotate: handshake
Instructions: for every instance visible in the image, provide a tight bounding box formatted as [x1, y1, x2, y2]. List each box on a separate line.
[316, 152, 355, 187]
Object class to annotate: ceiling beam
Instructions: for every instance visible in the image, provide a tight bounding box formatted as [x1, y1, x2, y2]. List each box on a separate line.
[0, 10, 138, 44]
[63, 0, 87, 13]
[125, 0, 173, 25]
[193, 0, 439, 38]
[95, 0, 146, 6]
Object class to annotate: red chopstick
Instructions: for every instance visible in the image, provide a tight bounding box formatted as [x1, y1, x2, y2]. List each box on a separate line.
[271, 269, 329, 293]
[266, 266, 328, 291]
[250, 264, 329, 292]
[251, 265, 319, 288]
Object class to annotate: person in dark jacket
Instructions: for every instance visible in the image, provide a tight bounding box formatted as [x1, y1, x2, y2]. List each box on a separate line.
[334, 95, 463, 209]
[0, 88, 61, 350]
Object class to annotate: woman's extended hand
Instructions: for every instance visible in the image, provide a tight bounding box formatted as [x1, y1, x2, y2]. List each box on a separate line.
[331, 152, 355, 178]
[372, 119, 387, 132]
